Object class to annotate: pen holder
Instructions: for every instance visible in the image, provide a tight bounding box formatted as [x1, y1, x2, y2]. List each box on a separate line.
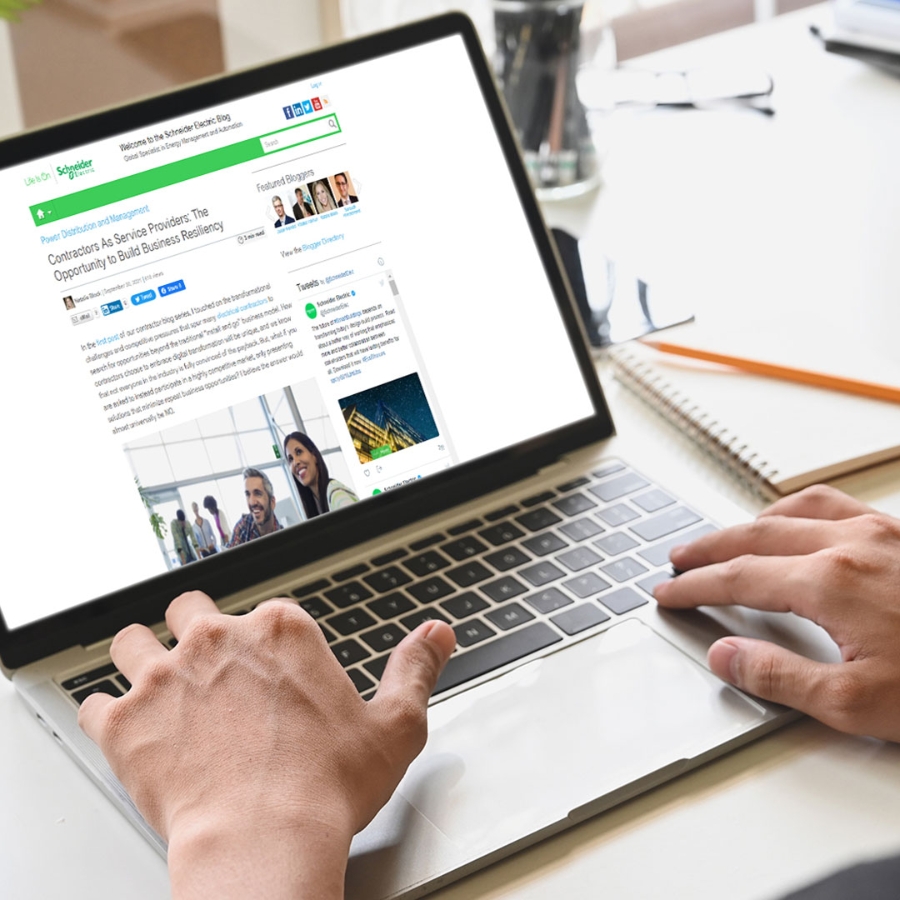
[493, 0, 603, 199]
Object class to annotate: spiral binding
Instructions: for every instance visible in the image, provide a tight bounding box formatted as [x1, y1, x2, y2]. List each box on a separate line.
[609, 347, 782, 501]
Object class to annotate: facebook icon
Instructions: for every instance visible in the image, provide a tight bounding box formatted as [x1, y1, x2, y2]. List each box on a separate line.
[282, 106, 294, 119]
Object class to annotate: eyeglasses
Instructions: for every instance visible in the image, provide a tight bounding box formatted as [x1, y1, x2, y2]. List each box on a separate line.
[576, 66, 775, 115]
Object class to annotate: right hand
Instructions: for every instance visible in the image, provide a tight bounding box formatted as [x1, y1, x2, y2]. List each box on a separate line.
[654, 485, 900, 742]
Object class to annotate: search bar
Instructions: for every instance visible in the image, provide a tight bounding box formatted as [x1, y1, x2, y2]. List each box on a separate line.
[260, 115, 341, 154]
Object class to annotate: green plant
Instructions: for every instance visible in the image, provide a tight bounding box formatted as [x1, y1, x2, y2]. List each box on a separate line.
[135, 477, 168, 541]
[0, 0, 42, 22]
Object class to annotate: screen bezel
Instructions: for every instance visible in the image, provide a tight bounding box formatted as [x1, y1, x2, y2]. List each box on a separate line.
[0, 13, 615, 671]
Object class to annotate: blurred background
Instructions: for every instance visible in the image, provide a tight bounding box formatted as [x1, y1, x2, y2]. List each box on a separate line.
[0, 0, 820, 136]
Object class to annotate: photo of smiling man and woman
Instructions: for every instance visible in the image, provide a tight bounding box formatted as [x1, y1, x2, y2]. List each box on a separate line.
[125, 377, 359, 570]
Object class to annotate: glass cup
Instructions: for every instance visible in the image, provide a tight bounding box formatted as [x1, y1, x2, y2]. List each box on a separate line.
[492, 0, 608, 200]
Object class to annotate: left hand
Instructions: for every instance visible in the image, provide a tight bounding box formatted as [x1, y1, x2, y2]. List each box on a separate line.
[78, 591, 455, 900]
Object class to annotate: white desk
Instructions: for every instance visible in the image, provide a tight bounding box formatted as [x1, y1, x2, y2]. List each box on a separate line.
[4, 6, 900, 898]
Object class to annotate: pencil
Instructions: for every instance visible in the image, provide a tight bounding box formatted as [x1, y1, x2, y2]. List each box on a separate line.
[639, 338, 900, 404]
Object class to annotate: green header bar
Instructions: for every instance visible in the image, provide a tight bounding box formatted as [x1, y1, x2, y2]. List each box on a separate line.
[30, 113, 341, 227]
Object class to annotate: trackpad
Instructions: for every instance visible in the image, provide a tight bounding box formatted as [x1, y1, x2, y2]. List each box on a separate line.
[398, 619, 766, 855]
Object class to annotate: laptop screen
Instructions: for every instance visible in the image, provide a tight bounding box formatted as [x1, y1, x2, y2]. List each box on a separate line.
[0, 24, 599, 633]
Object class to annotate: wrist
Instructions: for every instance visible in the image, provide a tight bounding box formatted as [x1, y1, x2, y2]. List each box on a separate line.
[167, 806, 353, 900]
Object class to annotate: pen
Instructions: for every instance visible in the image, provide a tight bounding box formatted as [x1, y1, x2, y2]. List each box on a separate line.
[639, 338, 900, 404]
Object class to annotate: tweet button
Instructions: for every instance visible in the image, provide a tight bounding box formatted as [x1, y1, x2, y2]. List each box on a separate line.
[131, 289, 156, 305]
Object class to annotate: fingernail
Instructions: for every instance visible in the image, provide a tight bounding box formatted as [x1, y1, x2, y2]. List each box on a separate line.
[711, 638, 742, 685]
[420, 620, 455, 655]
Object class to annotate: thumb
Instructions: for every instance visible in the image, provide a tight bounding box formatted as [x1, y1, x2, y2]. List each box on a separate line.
[372, 620, 455, 714]
[709, 637, 836, 720]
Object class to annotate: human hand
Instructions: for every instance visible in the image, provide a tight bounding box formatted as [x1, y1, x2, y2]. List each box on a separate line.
[654, 485, 900, 743]
[78, 592, 455, 900]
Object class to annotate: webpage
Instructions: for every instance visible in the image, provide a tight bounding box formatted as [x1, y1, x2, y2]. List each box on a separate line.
[0, 35, 595, 630]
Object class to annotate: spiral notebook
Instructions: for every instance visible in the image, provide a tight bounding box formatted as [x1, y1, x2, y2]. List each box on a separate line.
[609, 342, 900, 499]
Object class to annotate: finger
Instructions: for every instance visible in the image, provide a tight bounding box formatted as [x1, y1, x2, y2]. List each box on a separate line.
[371, 621, 455, 717]
[109, 622, 169, 681]
[757, 484, 875, 521]
[77, 691, 117, 745]
[668, 516, 844, 572]
[708, 637, 848, 729]
[165, 590, 221, 639]
[654, 553, 819, 618]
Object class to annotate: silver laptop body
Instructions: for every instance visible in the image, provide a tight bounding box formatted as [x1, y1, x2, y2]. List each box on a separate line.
[0, 15, 836, 899]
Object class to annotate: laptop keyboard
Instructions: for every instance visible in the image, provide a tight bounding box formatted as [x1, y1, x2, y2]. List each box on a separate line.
[60, 460, 717, 706]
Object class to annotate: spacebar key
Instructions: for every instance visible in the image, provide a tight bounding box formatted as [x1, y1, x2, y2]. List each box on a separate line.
[434, 622, 562, 695]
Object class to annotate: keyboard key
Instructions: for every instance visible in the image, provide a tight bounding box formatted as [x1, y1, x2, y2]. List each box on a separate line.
[551, 603, 611, 635]
[521, 490, 555, 507]
[403, 550, 451, 577]
[434, 622, 562, 694]
[400, 608, 451, 630]
[600, 557, 649, 583]
[347, 668, 375, 694]
[442, 535, 489, 561]
[592, 461, 625, 479]
[363, 655, 390, 681]
[486, 602, 535, 631]
[327, 609, 378, 636]
[479, 521, 526, 546]
[371, 548, 408, 566]
[524, 587, 573, 614]
[484, 506, 518, 522]
[636, 569, 674, 595]
[298, 597, 334, 620]
[325, 581, 374, 609]
[484, 547, 531, 572]
[593, 532, 640, 556]
[555, 546, 603, 572]
[556, 476, 590, 491]
[446, 560, 493, 587]
[559, 517, 604, 542]
[480, 576, 528, 603]
[62, 662, 118, 692]
[516, 507, 563, 532]
[332, 639, 370, 667]
[633, 489, 675, 513]
[562, 572, 611, 599]
[600, 587, 649, 616]
[334, 563, 370, 581]
[589, 472, 649, 502]
[364, 566, 413, 593]
[522, 531, 568, 556]
[448, 518, 483, 535]
[367, 592, 416, 620]
[552, 492, 597, 516]
[408, 576, 455, 604]
[117, 675, 132, 692]
[360, 623, 407, 653]
[596, 503, 640, 527]
[637, 523, 717, 566]
[318, 623, 337, 643]
[441, 591, 489, 619]
[72, 680, 123, 705]
[454, 619, 496, 648]
[519, 561, 565, 587]
[292, 578, 331, 598]
[629, 507, 702, 542]
[409, 533, 445, 551]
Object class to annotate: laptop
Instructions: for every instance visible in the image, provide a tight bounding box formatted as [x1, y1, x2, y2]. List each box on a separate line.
[0, 14, 837, 899]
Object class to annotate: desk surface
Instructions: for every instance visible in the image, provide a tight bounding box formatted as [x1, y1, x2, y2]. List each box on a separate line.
[5, 6, 900, 898]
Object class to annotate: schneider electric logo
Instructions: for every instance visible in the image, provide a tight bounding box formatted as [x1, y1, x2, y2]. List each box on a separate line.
[56, 159, 94, 180]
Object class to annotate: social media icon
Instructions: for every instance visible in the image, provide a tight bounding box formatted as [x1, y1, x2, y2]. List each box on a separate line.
[292, 103, 304, 117]
[283, 106, 294, 119]
[301, 99, 313, 114]
[311, 97, 322, 111]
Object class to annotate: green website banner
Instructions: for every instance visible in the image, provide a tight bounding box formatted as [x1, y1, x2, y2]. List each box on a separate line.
[29, 114, 342, 227]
